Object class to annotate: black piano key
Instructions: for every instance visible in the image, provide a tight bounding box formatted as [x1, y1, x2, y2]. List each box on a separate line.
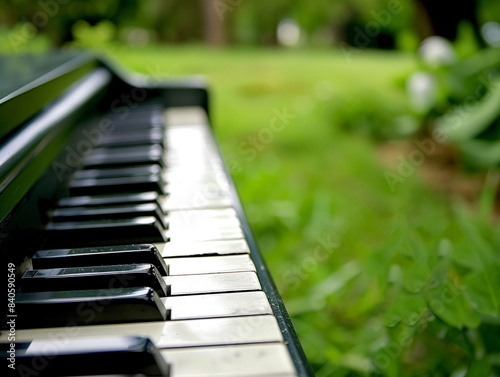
[51, 203, 167, 229]
[83, 145, 164, 169]
[44, 216, 167, 247]
[89, 145, 162, 157]
[99, 128, 164, 147]
[72, 164, 161, 179]
[2, 336, 170, 377]
[112, 117, 164, 130]
[31, 244, 168, 275]
[15, 287, 169, 328]
[68, 174, 165, 195]
[58, 191, 160, 207]
[108, 108, 165, 129]
[21, 263, 168, 297]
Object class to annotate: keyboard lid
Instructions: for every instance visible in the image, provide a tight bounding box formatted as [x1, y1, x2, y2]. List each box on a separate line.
[0, 51, 97, 141]
[0, 54, 111, 224]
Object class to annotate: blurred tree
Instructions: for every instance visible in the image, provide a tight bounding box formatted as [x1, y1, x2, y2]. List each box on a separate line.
[230, 0, 290, 46]
[287, 0, 355, 45]
[201, 0, 225, 46]
[5, 0, 498, 50]
[149, 0, 203, 43]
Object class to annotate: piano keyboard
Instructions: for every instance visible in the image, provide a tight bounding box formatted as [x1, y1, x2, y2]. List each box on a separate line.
[1, 91, 310, 377]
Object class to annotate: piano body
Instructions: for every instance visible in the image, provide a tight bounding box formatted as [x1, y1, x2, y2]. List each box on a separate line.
[0, 52, 313, 377]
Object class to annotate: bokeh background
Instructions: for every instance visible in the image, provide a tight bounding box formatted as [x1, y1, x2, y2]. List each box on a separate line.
[2, 1, 500, 376]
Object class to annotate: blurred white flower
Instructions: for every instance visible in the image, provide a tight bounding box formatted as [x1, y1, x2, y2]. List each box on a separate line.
[482, 22, 500, 48]
[418, 36, 457, 68]
[277, 19, 301, 47]
[407, 71, 438, 114]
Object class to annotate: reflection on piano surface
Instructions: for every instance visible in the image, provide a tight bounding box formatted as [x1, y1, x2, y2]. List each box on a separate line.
[0, 52, 313, 377]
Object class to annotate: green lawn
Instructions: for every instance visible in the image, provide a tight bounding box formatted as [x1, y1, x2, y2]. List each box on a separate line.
[107, 45, 500, 376]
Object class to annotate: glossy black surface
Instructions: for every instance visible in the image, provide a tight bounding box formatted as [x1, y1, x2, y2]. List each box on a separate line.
[52, 202, 166, 226]
[57, 191, 160, 207]
[15, 287, 169, 328]
[68, 174, 165, 195]
[44, 216, 167, 247]
[0, 68, 111, 222]
[72, 164, 162, 179]
[0, 52, 96, 140]
[82, 144, 164, 169]
[99, 128, 165, 147]
[21, 263, 168, 296]
[1, 336, 170, 376]
[31, 244, 168, 275]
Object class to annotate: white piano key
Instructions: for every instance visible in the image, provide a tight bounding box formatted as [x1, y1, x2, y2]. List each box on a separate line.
[2, 315, 283, 349]
[163, 291, 273, 320]
[166, 272, 261, 296]
[166, 128, 210, 143]
[191, 374, 297, 377]
[180, 374, 297, 377]
[167, 221, 242, 234]
[164, 107, 209, 126]
[167, 207, 237, 218]
[163, 171, 229, 188]
[163, 171, 227, 183]
[165, 209, 240, 228]
[165, 189, 231, 201]
[168, 220, 242, 233]
[163, 196, 234, 211]
[168, 255, 256, 276]
[167, 227, 244, 242]
[164, 166, 217, 178]
[162, 343, 297, 377]
[157, 239, 250, 257]
[163, 178, 229, 192]
[165, 178, 228, 189]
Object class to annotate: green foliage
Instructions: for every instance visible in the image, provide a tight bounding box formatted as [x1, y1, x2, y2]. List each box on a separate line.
[1, 0, 499, 52]
[435, 71, 500, 169]
[0, 23, 50, 53]
[327, 89, 415, 139]
[68, 20, 116, 49]
[404, 32, 500, 170]
[0, 0, 415, 48]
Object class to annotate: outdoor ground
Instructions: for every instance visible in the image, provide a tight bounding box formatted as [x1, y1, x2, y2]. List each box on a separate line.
[106, 45, 499, 376]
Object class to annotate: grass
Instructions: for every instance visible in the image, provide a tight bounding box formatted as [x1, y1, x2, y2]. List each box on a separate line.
[106, 45, 499, 376]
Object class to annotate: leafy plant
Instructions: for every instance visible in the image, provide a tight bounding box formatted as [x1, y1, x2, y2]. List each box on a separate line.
[68, 19, 117, 49]
[405, 36, 500, 170]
